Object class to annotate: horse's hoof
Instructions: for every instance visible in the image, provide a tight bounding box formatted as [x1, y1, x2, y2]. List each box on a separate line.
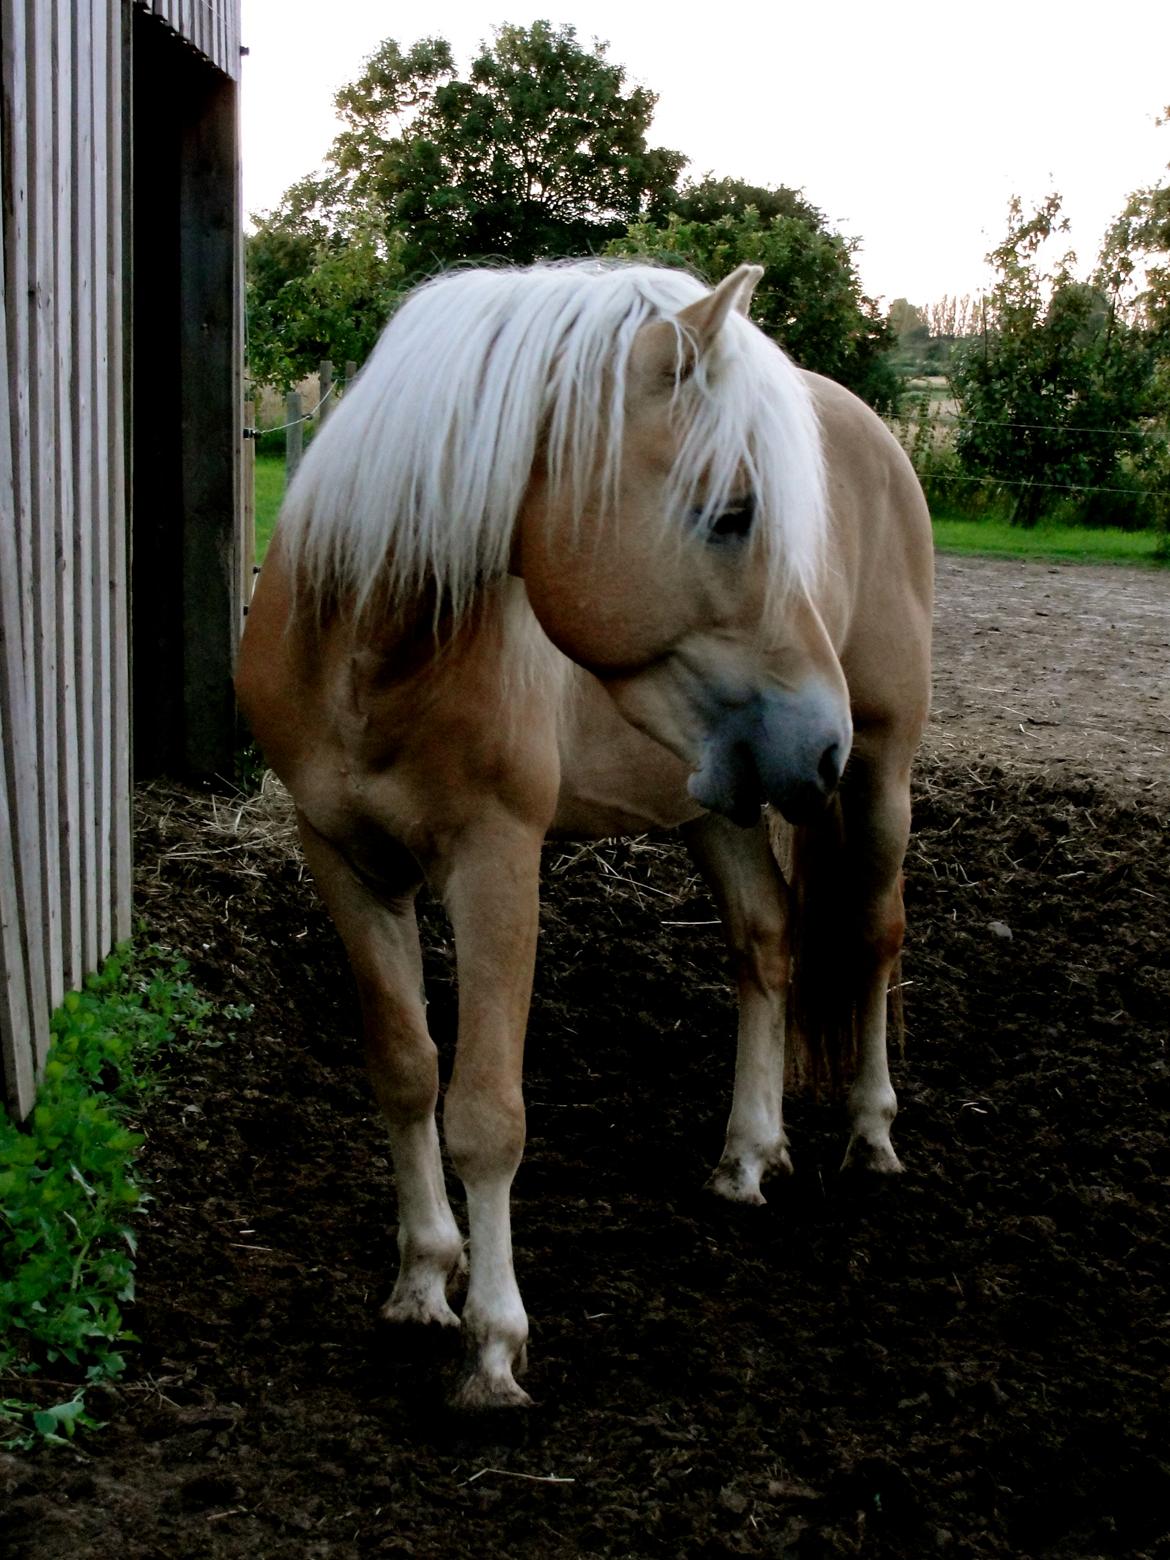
[708, 1143, 793, 1204]
[447, 1332, 531, 1411]
[841, 1137, 904, 1175]
[379, 1291, 462, 1331]
[449, 1368, 533, 1412]
[708, 1162, 768, 1204]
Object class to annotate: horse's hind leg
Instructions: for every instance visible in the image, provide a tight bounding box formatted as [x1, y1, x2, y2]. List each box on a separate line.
[683, 813, 793, 1203]
[296, 815, 465, 1330]
[837, 749, 914, 1174]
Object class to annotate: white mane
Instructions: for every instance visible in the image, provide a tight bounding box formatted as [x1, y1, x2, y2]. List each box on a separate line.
[279, 260, 827, 619]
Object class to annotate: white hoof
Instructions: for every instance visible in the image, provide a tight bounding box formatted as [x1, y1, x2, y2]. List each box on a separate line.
[841, 1135, 904, 1174]
[381, 1249, 465, 1329]
[708, 1140, 794, 1204]
[380, 1286, 462, 1330]
[450, 1340, 531, 1411]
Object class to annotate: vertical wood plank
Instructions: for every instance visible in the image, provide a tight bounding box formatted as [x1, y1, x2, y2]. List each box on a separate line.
[0, 1, 48, 1068]
[0, 713, 35, 1116]
[29, 0, 64, 1013]
[91, 0, 114, 958]
[73, 0, 99, 972]
[0, 54, 44, 1117]
[53, 0, 82, 995]
[109, 0, 131, 939]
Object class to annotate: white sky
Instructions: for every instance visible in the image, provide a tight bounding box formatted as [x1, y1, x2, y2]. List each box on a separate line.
[239, 0, 1170, 308]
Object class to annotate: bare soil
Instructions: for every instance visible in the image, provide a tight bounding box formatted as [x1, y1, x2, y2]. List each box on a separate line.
[3, 555, 1169, 1559]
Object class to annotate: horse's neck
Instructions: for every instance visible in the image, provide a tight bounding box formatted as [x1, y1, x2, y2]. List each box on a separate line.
[344, 575, 568, 707]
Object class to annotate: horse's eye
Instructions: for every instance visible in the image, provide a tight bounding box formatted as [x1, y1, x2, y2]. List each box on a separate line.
[708, 494, 755, 542]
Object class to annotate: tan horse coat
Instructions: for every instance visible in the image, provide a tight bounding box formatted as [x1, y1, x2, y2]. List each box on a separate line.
[237, 266, 932, 1408]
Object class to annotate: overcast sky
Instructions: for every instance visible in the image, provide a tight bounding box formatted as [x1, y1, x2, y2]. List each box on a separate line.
[239, 0, 1170, 308]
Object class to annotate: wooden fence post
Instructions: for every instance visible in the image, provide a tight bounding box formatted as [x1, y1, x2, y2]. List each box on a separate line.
[241, 398, 255, 614]
[286, 389, 302, 482]
[318, 359, 334, 426]
[345, 360, 357, 396]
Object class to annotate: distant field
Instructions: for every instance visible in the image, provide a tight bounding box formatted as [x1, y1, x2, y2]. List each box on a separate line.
[930, 516, 1165, 567]
[251, 451, 1165, 571]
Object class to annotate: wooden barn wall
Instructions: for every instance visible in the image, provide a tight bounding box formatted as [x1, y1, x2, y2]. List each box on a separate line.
[1, 0, 243, 1117]
[140, 0, 240, 81]
[1, 0, 131, 1118]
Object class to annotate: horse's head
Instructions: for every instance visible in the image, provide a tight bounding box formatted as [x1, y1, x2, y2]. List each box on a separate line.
[518, 265, 852, 826]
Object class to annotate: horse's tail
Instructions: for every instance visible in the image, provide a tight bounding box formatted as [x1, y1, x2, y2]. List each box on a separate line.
[767, 802, 905, 1099]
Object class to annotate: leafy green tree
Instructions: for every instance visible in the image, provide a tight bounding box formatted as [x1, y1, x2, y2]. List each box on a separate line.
[951, 195, 1157, 526]
[668, 176, 823, 230]
[1095, 109, 1170, 536]
[246, 22, 685, 385]
[605, 205, 899, 411]
[1097, 106, 1170, 336]
[246, 223, 407, 391]
[307, 23, 684, 272]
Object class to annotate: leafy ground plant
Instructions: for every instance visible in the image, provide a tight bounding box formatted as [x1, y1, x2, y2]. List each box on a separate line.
[0, 942, 245, 1449]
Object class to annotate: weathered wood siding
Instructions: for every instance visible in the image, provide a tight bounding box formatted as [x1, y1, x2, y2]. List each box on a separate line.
[1, 0, 131, 1117]
[141, 0, 241, 81]
[1, 0, 243, 1117]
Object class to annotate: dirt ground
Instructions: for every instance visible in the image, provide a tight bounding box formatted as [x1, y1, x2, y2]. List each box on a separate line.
[3, 554, 1169, 1559]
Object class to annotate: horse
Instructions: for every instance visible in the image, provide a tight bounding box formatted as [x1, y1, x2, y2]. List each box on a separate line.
[236, 259, 933, 1410]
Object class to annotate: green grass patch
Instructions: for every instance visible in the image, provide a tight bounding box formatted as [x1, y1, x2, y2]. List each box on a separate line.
[930, 514, 1167, 566]
[254, 448, 285, 563]
[0, 942, 250, 1449]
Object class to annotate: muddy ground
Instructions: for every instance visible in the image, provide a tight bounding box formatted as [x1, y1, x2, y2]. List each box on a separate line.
[3, 555, 1169, 1558]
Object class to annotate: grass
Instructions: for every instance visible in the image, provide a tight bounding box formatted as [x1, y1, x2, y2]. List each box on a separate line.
[254, 448, 285, 562]
[251, 449, 1165, 571]
[0, 942, 249, 1449]
[930, 515, 1166, 566]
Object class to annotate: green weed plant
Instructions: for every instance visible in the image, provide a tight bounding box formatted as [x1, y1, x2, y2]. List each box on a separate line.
[0, 942, 246, 1449]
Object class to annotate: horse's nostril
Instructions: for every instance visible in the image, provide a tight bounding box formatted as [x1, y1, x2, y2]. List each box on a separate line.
[818, 742, 843, 792]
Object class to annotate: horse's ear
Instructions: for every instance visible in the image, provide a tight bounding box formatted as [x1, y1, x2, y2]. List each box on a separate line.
[629, 264, 765, 393]
[678, 263, 763, 345]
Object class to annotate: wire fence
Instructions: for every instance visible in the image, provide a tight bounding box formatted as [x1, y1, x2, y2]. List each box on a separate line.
[245, 359, 359, 481]
[885, 394, 1168, 517]
[244, 357, 1166, 523]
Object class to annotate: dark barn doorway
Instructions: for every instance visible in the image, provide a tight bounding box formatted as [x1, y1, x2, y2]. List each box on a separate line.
[131, 7, 240, 779]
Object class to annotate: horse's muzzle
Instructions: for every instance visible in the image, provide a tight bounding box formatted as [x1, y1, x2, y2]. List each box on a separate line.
[687, 685, 851, 826]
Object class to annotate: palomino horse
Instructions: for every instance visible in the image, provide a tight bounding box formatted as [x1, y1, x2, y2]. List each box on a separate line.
[237, 260, 933, 1409]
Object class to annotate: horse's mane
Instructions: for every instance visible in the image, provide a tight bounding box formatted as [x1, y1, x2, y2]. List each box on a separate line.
[279, 260, 827, 621]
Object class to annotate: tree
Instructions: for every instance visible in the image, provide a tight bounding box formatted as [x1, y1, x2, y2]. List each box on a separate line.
[313, 22, 684, 272]
[245, 25, 895, 409]
[1097, 106, 1170, 337]
[950, 195, 1157, 526]
[246, 222, 407, 391]
[605, 205, 899, 411]
[668, 175, 823, 230]
[246, 23, 686, 384]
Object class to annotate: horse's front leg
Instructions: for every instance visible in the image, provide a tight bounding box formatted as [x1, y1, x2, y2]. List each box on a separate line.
[295, 815, 466, 1329]
[684, 814, 793, 1203]
[838, 749, 914, 1174]
[432, 814, 545, 1409]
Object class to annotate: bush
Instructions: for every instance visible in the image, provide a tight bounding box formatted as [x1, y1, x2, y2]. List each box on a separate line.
[0, 943, 245, 1448]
